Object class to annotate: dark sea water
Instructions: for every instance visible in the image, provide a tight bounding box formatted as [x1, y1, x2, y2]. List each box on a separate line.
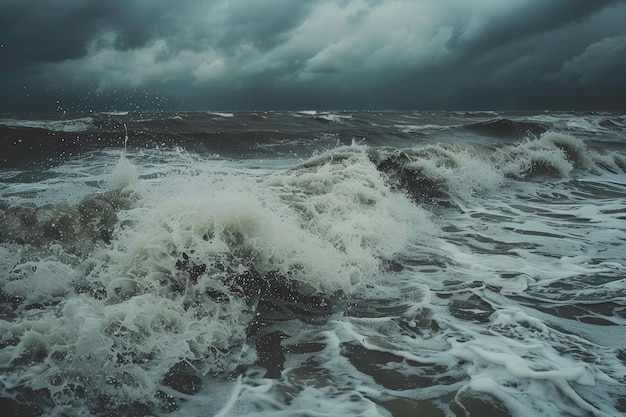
[1, 110, 625, 416]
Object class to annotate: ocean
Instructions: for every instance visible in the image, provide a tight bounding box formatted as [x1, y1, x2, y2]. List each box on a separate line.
[1, 110, 625, 416]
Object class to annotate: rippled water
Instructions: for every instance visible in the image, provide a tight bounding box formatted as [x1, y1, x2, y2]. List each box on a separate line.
[1, 111, 625, 416]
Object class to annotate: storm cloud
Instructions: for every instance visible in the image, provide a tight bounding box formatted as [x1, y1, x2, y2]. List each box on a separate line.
[1, 0, 625, 111]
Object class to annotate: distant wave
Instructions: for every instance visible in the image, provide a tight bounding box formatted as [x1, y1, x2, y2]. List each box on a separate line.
[463, 118, 548, 139]
[100, 111, 130, 116]
[3, 111, 626, 169]
[0, 116, 95, 132]
[208, 111, 235, 118]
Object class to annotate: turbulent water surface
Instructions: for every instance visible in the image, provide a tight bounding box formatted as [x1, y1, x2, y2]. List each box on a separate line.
[1, 110, 626, 416]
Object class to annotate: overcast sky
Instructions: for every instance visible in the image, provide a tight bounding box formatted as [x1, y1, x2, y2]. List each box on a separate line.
[1, 0, 625, 112]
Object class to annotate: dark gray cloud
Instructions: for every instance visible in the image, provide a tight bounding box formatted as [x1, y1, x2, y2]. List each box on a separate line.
[0, 0, 625, 112]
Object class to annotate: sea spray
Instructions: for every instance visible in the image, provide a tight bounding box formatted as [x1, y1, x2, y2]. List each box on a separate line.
[107, 155, 139, 192]
[107, 124, 138, 192]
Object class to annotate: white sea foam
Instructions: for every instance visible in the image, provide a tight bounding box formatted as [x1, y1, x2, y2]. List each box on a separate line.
[1, 258, 78, 305]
